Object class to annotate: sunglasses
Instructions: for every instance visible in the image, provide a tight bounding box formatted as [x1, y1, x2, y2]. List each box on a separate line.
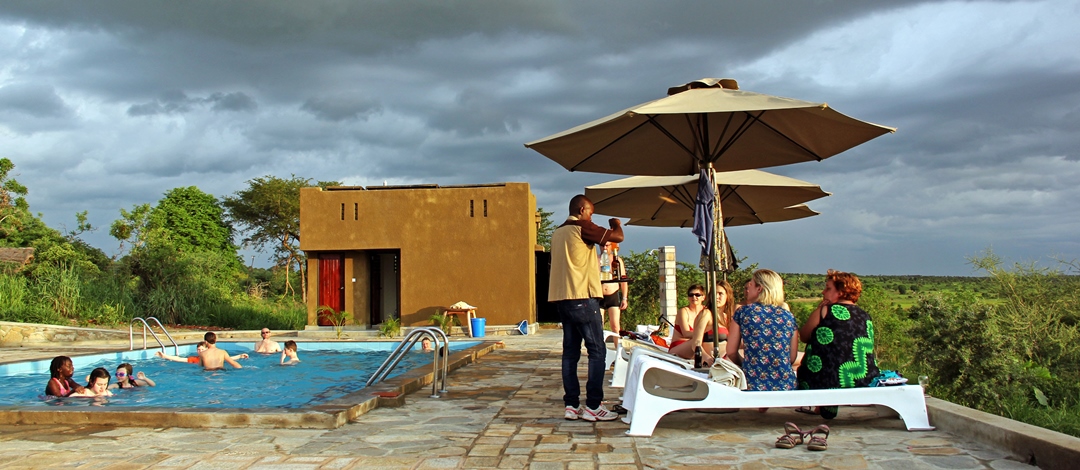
[116, 372, 128, 377]
[689, 293, 704, 298]
[261, 331, 270, 335]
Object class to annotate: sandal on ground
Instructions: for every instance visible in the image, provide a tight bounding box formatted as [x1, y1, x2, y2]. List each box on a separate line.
[806, 424, 830, 451]
[794, 406, 818, 415]
[610, 404, 629, 414]
[774, 422, 805, 449]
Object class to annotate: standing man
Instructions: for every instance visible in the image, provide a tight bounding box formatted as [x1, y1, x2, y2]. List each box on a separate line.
[549, 194, 624, 421]
[254, 328, 282, 353]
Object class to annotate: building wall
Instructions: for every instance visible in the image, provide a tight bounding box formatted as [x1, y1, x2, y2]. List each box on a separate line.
[300, 183, 537, 327]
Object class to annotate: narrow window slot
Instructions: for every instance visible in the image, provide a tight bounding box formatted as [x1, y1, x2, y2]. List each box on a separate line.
[483, 200, 488, 217]
[354, 203, 358, 220]
[470, 200, 474, 217]
[340, 203, 345, 220]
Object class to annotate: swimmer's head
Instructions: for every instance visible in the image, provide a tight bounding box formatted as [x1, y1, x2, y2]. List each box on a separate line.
[284, 340, 297, 352]
[204, 332, 217, 344]
[49, 356, 73, 378]
[116, 363, 134, 382]
[87, 367, 111, 394]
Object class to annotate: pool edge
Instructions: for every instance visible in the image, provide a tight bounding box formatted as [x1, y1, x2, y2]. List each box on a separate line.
[0, 340, 504, 429]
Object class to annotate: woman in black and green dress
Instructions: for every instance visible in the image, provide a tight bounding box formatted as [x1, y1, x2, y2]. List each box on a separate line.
[796, 270, 880, 419]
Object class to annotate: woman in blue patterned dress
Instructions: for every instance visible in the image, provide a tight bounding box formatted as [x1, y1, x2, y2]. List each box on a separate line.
[725, 269, 798, 391]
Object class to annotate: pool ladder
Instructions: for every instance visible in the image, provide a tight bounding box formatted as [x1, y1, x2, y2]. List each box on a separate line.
[366, 327, 450, 398]
[129, 317, 179, 356]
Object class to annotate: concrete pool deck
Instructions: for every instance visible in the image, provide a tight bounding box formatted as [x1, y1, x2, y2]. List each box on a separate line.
[0, 328, 1071, 469]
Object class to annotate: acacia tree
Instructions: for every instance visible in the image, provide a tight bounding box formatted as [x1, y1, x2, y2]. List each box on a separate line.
[223, 175, 339, 301]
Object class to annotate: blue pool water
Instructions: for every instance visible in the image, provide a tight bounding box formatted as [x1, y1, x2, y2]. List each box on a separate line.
[0, 341, 477, 409]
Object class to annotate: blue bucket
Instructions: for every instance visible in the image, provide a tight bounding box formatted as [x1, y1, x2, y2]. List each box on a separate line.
[470, 318, 486, 338]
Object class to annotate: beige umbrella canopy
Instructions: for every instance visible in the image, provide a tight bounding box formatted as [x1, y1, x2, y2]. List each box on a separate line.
[584, 170, 829, 223]
[525, 78, 894, 176]
[628, 204, 819, 228]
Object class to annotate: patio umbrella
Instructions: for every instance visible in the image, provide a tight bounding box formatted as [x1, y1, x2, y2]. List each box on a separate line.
[584, 170, 829, 223]
[533, 77, 890, 355]
[627, 203, 819, 228]
[525, 78, 895, 176]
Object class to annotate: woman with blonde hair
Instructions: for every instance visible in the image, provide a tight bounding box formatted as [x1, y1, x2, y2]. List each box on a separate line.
[725, 269, 798, 391]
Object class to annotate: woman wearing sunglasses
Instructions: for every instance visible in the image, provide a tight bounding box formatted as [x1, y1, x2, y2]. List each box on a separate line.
[667, 284, 712, 359]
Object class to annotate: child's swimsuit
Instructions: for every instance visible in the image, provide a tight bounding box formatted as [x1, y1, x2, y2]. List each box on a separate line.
[48, 377, 72, 397]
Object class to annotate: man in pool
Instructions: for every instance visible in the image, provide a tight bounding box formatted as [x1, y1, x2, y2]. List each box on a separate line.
[200, 332, 243, 370]
[254, 327, 282, 353]
[157, 341, 248, 364]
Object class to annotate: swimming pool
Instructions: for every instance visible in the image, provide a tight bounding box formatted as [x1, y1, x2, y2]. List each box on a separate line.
[0, 339, 498, 428]
[1, 341, 478, 408]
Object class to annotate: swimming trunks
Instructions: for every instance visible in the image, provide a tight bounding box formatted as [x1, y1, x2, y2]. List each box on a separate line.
[600, 292, 620, 309]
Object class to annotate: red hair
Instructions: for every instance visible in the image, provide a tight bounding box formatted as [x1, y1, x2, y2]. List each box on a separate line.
[827, 269, 862, 303]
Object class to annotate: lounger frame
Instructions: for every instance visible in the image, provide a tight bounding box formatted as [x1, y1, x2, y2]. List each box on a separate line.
[624, 358, 934, 437]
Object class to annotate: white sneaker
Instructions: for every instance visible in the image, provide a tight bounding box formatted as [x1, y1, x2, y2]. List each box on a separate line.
[564, 405, 581, 420]
[581, 404, 619, 422]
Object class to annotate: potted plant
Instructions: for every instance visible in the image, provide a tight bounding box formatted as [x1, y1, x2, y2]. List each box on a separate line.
[378, 317, 400, 338]
[317, 305, 351, 339]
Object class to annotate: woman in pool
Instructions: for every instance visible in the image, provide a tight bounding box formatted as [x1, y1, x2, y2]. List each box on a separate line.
[71, 367, 114, 397]
[281, 340, 300, 365]
[725, 269, 798, 391]
[113, 363, 156, 389]
[43, 356, 86, 397]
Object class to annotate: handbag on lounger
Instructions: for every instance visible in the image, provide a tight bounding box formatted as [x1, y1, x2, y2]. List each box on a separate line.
[709, 357, 747, 390]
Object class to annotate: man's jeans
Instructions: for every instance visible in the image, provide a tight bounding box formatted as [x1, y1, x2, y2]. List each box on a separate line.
[555, 298, 606, 409]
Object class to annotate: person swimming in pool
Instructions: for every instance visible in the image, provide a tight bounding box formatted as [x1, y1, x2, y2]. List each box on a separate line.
[112, 363, 156, 389]
[70, 367, 114, 397]
[200, 332, 243, 370]
[44, 356, 86, 397]
[280, 340, 300, 365]
[156, 341, 248, 365]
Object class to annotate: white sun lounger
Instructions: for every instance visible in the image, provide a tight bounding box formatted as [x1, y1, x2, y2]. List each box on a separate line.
[623, 357, 934, 437]
[610, 338, 683, 387]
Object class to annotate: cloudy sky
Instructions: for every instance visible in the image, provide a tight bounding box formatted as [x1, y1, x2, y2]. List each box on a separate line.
[2, 1, 1078, 276]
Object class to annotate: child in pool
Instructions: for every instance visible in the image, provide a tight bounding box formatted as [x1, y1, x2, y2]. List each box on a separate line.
[113, 363, 156, 389]
[43, 356, 86, 397]
[281, 340, 300, 365]
[71, 367, 114, 397]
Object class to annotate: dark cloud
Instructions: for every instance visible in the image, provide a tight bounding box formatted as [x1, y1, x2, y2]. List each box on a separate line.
[1, 0, 1077, 274]
[128, 91, 257, 116]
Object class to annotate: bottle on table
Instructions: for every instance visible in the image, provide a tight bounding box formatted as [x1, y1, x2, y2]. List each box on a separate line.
[694, 346, 703, 369]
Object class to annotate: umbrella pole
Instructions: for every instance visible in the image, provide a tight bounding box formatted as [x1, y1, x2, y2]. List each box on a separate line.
[707, 164, 722, 358]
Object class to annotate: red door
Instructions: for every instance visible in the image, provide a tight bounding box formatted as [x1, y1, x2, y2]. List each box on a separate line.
[317, 254, 344, 326]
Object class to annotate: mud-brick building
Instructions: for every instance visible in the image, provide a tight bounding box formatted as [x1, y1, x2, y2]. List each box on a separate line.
[299, 183, 538, 329]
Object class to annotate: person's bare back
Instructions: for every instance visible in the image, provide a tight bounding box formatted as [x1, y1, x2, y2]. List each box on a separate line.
[200, 332, 242, 370]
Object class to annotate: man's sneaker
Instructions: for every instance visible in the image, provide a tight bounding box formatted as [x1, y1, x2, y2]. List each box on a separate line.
[564, 405, 581, 420]
[581, 404, 619, 422]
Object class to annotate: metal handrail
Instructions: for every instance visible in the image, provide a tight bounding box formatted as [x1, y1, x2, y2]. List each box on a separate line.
[366, 327, 450, 398]
[129, 317, 179, 356]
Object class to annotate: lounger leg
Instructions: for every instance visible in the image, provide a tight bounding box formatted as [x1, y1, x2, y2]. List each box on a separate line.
[886, 386, 934, 431]
[611, 347, 628, 388]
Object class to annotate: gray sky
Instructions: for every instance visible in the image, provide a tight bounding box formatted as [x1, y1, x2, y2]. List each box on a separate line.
[2, 1, 1077, 275]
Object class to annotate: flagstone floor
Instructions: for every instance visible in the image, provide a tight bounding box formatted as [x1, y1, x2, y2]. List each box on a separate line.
[0, 330, 1034, 469]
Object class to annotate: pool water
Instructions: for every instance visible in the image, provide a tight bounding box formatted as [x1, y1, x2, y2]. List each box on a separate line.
[0, 341, 476, 409]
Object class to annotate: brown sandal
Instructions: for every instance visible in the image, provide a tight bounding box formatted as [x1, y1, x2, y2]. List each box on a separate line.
[806, 424, 830, 451]
[774, 422, 805, 449]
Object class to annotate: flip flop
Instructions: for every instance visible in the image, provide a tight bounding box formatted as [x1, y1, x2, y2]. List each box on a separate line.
[806, 424, 830, 451]
[794, 406, 818, 415]
[610, 404, 629, 414]
[774, 422, 805, 449]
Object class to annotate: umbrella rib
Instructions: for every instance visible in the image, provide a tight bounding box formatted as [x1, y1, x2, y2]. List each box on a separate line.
[711, 111, 759, 162]
[570, 119, 653, 172]
[645, 115, 702, 169]
[712, 110, 825, 163]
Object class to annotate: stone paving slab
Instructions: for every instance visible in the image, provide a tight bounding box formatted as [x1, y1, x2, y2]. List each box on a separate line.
[0, 329, 1037, 469]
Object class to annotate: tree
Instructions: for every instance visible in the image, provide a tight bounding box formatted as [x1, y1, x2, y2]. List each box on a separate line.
[0, 157, 30, 240]
[109, 203, 153, 257]
[536, 207, 555, 251]
[148, 186, 239, 264]
[223, 175, 340, 301]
